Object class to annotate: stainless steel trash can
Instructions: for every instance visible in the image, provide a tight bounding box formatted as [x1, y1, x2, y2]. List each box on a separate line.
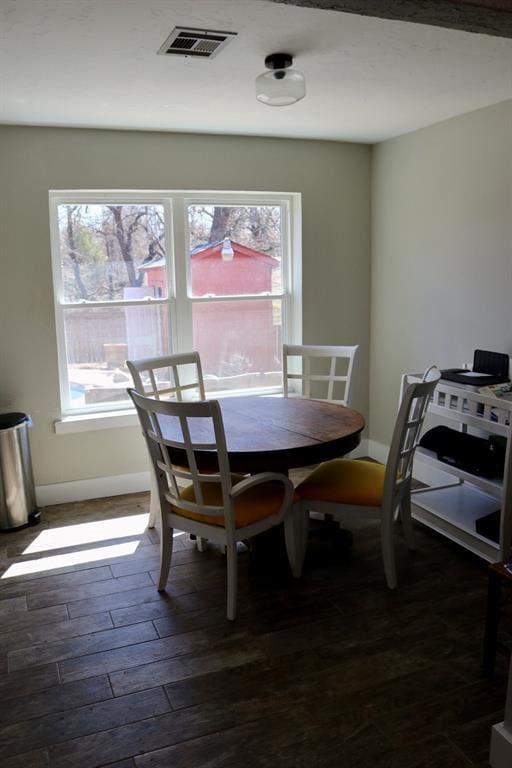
[0, 413, 40, 531]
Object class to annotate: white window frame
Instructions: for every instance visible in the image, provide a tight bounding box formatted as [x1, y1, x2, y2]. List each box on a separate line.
[49, 190, 302, 429]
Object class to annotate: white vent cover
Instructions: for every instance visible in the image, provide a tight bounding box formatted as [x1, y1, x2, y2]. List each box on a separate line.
[157, 27, 237, 59]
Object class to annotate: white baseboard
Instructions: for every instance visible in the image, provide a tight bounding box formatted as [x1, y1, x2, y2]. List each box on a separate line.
[36, 471, 151, 507]
[367, 439, 388, 464]
[349, 437, 370, 459]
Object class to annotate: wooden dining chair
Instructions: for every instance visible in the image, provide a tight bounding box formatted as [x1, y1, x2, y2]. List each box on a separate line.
[282, 344, 359, 406]
[127, 352, 206, 531]
[129, 389, 299, 620]
[295, 366, 440, 588]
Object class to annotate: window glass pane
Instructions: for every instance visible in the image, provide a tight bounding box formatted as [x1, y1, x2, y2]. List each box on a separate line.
[63, 305, 170, 409]
[57, 203, 167, 302]
[187, 204, 283, 297]
[193, 299, 282, 393]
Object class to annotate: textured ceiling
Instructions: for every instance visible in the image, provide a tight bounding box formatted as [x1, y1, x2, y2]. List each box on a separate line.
[269, 0, 512, 37]
[453, 0, 512, 10]
[0, 0, 511, 142]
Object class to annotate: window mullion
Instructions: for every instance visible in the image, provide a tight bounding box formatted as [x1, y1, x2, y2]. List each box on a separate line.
[171, 196, 193, 353]
[60, 299, 169, 310]
[163, 197, 178, 356]
[189, 293, 285, 304]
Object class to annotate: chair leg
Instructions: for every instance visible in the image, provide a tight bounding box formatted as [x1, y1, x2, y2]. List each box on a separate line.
[284, 505, 307, 578]
[226, 541, 238, 621]
[301, 506, 310, 559]
[157, 520, 173, 591]
[381, 514, 397, 589]
[197, 537, 208, 552]
[148, 466, 159, 530]
[400, 494, 416, 551]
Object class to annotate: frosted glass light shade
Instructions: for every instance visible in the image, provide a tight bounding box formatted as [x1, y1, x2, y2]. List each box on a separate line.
[255, 68, 306, 106]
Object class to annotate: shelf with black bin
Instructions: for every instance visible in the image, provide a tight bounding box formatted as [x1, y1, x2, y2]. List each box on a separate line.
[401, 372, 512, 562]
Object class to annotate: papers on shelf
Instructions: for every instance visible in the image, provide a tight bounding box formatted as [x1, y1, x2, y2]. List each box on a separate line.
[479, 383, 512, 402]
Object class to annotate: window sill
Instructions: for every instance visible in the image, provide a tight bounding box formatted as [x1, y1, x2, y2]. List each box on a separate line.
[54, 409, 139, 434]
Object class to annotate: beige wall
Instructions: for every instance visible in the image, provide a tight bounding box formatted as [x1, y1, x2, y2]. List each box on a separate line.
[370, 99, 512, 447]
[0, 126, 371, 488]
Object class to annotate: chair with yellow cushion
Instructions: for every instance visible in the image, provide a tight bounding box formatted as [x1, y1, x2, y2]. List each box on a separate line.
[129, 389, 298, 620]
[296, 367, 440, 588]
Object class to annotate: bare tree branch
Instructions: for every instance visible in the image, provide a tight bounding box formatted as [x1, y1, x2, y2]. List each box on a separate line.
[66, 206, 89, 300]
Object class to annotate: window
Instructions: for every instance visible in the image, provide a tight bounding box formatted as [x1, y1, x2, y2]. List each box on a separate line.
[50, 191, 301, 416]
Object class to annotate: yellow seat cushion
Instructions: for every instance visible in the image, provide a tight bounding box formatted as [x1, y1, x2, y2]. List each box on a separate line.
[296, 459, 385, 507]
[171, 475, 288, 528]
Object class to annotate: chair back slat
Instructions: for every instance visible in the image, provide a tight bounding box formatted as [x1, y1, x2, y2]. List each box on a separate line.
[283, 344, 359, 406]
[127, 352, 206, 402]
[150, 409, 182, 501]
[304, 356, 311, 399]
[129, 389, 235, 529]
[383, 366, 441, 504]
[148, 369, 159, 399]
[285, 373, 350, 383]
[327, 357, 336, 402]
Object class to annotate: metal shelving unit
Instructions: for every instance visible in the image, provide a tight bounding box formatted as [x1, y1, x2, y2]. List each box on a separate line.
[402, 373, 512, 562]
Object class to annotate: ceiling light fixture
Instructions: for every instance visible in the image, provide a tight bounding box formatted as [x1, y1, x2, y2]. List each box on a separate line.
[255, 53, 305, 106]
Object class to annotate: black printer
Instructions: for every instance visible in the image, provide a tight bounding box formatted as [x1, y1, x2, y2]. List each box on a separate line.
[441, 349, 510, 388]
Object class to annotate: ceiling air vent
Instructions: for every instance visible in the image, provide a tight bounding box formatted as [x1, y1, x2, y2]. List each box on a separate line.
[157, 27, 237, 59]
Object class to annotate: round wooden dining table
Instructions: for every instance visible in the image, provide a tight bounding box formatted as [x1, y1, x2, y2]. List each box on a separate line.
[161, 395, 365, 474]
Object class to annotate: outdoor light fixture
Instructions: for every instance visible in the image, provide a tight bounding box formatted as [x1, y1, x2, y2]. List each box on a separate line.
[255, 53, 305, 106]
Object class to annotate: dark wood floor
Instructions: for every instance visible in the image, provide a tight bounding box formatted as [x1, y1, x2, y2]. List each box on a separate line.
[0, 490, 508, 768]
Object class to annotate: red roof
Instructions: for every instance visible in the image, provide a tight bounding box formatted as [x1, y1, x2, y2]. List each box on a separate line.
[191, 240, 279, 267]
[139, 240, 280, 273]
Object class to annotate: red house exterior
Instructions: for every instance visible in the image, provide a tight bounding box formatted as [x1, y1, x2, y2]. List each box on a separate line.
[138, 240, 281, 390]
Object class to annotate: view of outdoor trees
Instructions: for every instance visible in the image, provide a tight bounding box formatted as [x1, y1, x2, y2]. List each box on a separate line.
[188, 204, 282, 256]
[58, 203, 167, 302]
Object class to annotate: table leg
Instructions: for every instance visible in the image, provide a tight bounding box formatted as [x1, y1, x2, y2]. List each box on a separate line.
[307, 514, 354, 548]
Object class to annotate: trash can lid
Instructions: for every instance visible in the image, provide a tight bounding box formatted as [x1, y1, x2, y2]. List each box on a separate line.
[0, 412, 30, 429]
